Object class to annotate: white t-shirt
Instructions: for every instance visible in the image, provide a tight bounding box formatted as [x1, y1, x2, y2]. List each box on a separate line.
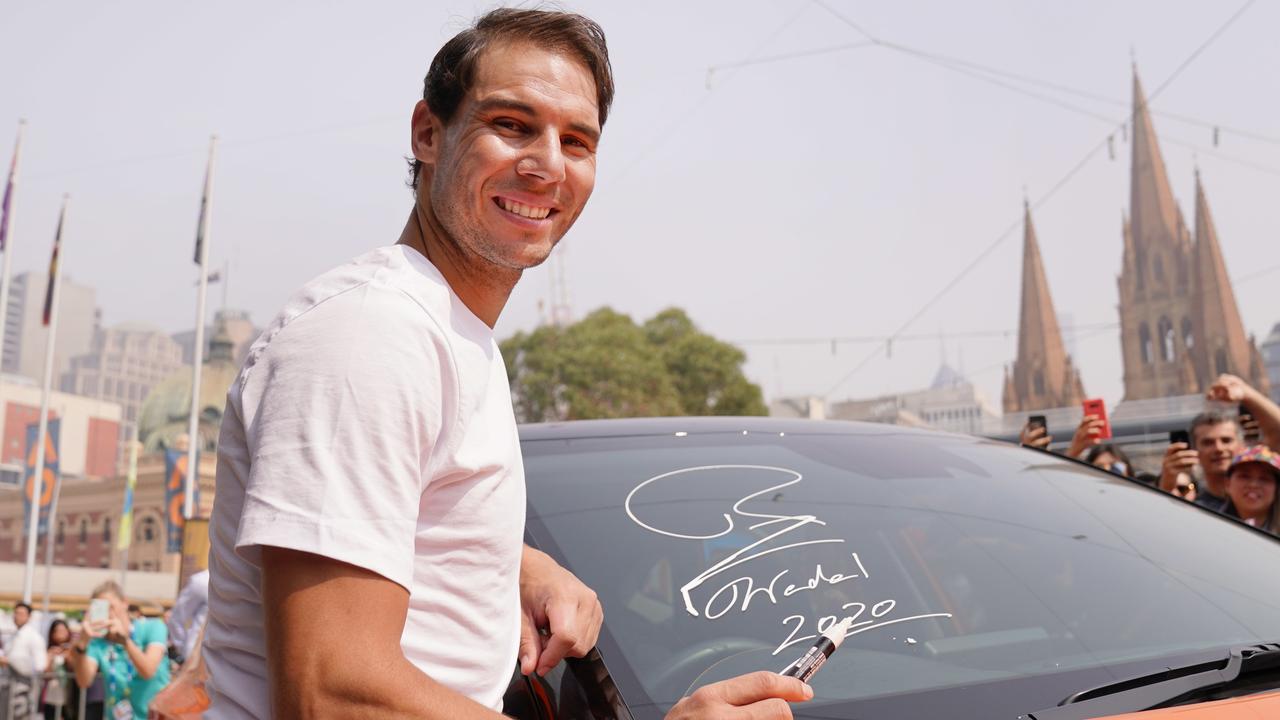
[202, 246, 526, 718]
[6, 621, 46, 678]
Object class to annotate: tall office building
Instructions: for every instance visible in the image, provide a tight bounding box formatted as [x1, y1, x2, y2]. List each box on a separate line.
[171, 308, 258, 368]
[63, 323, 187, 452]
[1, 271, 99, 384]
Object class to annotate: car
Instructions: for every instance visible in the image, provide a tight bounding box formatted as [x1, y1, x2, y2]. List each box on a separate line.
[503, 416, 1280, 719]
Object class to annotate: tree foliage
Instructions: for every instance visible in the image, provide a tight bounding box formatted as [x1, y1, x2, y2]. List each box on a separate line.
[501, 307, 766, 423]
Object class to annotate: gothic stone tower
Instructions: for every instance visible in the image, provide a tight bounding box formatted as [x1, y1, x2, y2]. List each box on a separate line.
[1117, 70, 1199, 400]
[1003, 203, 1086, 412]
[1117, 69, 1270, 399]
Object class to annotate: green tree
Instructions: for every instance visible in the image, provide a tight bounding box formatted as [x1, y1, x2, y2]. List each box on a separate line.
[501, 307, 766, 422]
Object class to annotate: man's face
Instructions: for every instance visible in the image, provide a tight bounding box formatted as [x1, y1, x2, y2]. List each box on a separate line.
[421, 41, 600, 271]
[1226, 464, 1276, 520]
[13, 605, 28, 628]
[1194, 421, 1240, 477]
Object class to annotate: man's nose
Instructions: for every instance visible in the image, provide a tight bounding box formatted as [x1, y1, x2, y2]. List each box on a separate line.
[517, 129, 567, 184]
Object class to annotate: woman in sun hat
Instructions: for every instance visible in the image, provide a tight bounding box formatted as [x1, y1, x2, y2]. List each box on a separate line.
[1222, 445, 1280, 534]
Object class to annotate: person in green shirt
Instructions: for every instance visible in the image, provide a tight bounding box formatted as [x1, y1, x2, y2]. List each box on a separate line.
[70, 580, 171, 720]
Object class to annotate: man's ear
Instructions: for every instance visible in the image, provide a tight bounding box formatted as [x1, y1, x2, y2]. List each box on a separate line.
[410, 100, 444, 166]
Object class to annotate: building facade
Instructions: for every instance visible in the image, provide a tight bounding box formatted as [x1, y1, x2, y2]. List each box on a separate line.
[1003, 203, 1086, 413]
[0, 375, 122, 484]
[1263, 322, 1280, 404]
[1, 271, 99, 384]
[63, 323, 187, 454]
[171, 308, 258, 369]
[830, 364, 1000, 435]
[1117, 72, 1269, 400]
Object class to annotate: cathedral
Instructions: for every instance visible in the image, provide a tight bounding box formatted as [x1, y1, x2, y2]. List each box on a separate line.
[1005, 69, 1270, 412]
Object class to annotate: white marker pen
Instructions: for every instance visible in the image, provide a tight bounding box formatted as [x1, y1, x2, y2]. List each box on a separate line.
[779, 617, 853, 683]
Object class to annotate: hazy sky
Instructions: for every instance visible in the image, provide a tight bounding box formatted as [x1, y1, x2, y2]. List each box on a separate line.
[2, 0, 1278, 410]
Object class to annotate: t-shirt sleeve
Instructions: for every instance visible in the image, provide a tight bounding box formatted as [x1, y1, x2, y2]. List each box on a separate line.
[139, 619, 168, 650]
[234, 282, 452, 590]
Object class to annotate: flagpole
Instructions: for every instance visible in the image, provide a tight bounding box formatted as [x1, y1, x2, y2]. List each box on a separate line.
[185, 136, 216, 521]
[41, 467, 63, 614]
[21, 195, 67, 605]
[0, 120, 26, 373]
[119, 429, 139, 597]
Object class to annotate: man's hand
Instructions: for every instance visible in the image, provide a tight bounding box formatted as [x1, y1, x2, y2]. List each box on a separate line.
[1159, 442, 1199, 493]
[1206, 373, 1251, 404]
[1020, 422, 1051, 450]
[665, 672, 813, 720]
[1066, 415, 1106, 459]
[104, 615, 131, 646]
[518, 545, 603, 677]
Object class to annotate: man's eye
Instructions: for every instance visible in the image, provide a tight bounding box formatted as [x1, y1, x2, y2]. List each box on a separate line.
[494, 119, 524, 132]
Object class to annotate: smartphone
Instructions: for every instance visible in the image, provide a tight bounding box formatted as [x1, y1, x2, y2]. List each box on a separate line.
[1082, 398, 1112, 440]
[1170, 429, 1191, 447]
[1028, 415, 1047, 432]
[88, 598, 110, 624]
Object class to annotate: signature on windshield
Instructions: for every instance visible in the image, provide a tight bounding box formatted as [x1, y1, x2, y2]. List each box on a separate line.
[625, 464, 952, 655]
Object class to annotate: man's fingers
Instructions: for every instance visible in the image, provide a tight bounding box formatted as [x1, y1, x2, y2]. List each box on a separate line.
[517, 615, 542, 675]
[716, 671, 813, 706]
[733, 698, 794, 720]
[535, 630, 575, 675]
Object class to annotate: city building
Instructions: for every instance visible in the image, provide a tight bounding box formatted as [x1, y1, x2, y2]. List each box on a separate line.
[829, 364, 1000, 435]
[1, 271, 99, 384]
[0, 374, 122, 484]
[1003, 203, 1087, 413]
[62, 323, 187, 453]
[1117, 70, 1269, 400]
[768, 395, 825, 420]
[1263, 322, 1280, 404]
[171, 308, 258, 368]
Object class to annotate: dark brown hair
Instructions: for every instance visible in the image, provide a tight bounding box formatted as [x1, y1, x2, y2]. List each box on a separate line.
[1189, 411, 1240, 443]
[407, 8, 614, 191]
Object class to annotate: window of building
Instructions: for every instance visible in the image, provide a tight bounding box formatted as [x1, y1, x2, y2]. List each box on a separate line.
[1154, 254, 1165, 283]
[104, 378, 114, 396]
[1216, 349, 1230, 375]
[1182, 318, 1194, 351]
[1159, 317, 1176, 363]
[1139, 323, 1153, 364]
[56, 520, 65, 547]
[139, 517, 158, 544]
[103, 517, 112, 543]
[1033, 371, 1046, 396]
[79, 519, 88, 546]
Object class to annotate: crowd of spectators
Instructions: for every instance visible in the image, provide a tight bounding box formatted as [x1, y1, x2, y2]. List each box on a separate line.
[0, 571, 208, 719]
[1020, 373, 1280, 535]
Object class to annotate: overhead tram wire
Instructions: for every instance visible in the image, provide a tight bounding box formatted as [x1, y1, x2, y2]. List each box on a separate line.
[734, 322, 1118, 347]
[816, 0, 1259, 399]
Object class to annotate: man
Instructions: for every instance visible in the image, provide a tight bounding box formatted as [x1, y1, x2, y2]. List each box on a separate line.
[69, 580, 170, 720]
[1160, 374, 1280, 511]
[201, 9, 811, 720]
[1, 602, 46, 679]
[166, 569, 208, 663]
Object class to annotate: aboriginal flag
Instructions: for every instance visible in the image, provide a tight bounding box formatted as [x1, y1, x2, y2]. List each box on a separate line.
[41, 203, 65, 326]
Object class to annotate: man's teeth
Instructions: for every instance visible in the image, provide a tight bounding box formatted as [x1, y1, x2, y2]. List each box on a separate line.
[498, 198, 551, 220]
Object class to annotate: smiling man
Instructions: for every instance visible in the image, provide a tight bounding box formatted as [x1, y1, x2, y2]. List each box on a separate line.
[200, 8, 810, 720]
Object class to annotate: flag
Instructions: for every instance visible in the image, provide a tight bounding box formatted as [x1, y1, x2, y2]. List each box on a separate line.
[164, 448, 199, 553]
[22, 419, 60, 536]
[193, 137, 215, 265]
[0, 126, 19, 252]
[41, 204, 65, 326]
[116, 440, 138, 552]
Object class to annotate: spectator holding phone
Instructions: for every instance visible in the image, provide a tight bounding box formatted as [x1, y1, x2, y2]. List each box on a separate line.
[1019, 414, 1107, 458]
[69, 580, 170, 720]
[1160, 375, 1280, 511]
[1221, 446, 1280, 534]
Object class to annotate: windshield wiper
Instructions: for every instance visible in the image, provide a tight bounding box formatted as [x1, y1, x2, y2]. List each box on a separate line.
[1026, 643, 1280, 720]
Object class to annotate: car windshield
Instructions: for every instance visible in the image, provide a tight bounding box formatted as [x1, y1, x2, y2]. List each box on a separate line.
[521, 423, 1280, 719]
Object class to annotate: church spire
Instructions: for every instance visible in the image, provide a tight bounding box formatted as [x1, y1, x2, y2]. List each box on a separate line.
[1004, 203, 1086, 412]
[1129, 68, 1182, 258]
[1191, 171, 1271, 394]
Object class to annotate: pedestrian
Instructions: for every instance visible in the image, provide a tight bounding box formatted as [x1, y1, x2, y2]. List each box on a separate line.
[199, 8, 811, 720]
[69, 580, 170, 720]
[2, 602, 46, 681]
[41, 619, 71, 720]
[1222, 446, 1280, 533]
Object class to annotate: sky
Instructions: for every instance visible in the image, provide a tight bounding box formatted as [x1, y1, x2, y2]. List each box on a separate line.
[2, 0, 1278, 411]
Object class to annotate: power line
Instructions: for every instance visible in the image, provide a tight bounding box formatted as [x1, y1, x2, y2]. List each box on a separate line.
[818, 0, 1258, 398]
[736, 322, 1118, 347]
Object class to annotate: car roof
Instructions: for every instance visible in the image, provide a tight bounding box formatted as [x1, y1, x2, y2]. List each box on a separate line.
[517, 416, 958, 442]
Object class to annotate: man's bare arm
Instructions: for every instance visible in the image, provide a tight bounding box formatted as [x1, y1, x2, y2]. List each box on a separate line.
[261, 546, 506, 720]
